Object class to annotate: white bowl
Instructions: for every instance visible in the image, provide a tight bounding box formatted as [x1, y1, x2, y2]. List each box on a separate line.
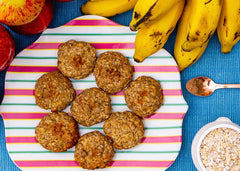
[191, 117, 240, 171]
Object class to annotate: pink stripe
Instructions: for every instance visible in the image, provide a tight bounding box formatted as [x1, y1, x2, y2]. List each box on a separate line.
[1, 112, 184, 120]
[7, 66, 178, 73]
[109, 160, 173, 167]
[15, 160, 79, 167]
[134, 66, 179, 72]
[15, 160, 173, 168]
[141, 136, 182, 143]
[7, 66, 57, 72]
[162, 89, 182, 96]
[6, 136, 181, 144]
[26, 42, 135, 50]
[76, 90, 83, 95]
[146, 113, 185, 120]
[113, 89, 125, 96]
[65, 19, 119, 26]
[4, 89, 35, 96]
[4, 89, 182, 96]
[1, 113, 48, 119]
[6, 136, 38, 143]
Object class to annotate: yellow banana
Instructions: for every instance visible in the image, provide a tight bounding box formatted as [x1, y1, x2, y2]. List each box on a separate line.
[174, 0, 209, 71]
[181, 0, 222, 52]
[217, 0, 240, 53]
[129, 0, 182, 31]
[134, 0, 185, 62]
[81, 0, 138, 17]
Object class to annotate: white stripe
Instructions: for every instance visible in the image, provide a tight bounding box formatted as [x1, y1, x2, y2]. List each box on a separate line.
[10, 58, 177, 67]
[5, 127, 182, 137]
[36, 35, 136, 43]
[0, 105, 188, 114]
[16, 49, 171, 58]
[4, 81, 181, 90]
[17, 49, 58, 57]
[0, 105, 50, 113]
[3, 119, 183, 129]
[44, 26, 131, 34]
[11, 59, 57, 66]
[1, 95, 186, 106]
[7, 143, 181, 154]
[5, 73, 96, 82]
[9, 152, 178, 161]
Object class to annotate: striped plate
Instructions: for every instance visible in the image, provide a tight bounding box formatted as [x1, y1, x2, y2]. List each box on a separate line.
[0, 15, 188, 171]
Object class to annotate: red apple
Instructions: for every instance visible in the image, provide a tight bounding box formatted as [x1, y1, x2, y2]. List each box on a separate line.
[0, 24, 15, 72]
[54, 0, 74, 2]
[0, 0, 45, 26]
[10, 0, 54, 35]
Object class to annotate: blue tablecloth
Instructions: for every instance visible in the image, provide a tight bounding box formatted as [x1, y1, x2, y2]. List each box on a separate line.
[1, 0, 240, 170]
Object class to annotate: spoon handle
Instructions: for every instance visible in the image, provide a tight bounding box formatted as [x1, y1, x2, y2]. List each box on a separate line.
[216, 84, 240, 89]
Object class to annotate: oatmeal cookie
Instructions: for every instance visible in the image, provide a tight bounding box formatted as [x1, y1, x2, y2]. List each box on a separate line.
[35, 112, 79, 152]
[70, 87, 111, 127]
[57, 40, 96, 79]
[124, 76, 163, 117]
[93, 51, 133, 94]
[103, 111, 145, 150]
[35, 70, 76, 112]
[74, 131, 114, 170]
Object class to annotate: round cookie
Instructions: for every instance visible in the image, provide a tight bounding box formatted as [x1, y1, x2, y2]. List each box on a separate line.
[57, 40, 96, 79]
[103, 111, 145, 150]
[35, 70, 76, 112]
[35, 112, 79, 152]
[70, 87, 111, 127]
[124, 76, 163, 117]
[74, 131, 114, 170]
[93, 51, 133, 94]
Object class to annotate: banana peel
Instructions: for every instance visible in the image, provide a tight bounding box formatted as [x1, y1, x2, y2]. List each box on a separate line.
[217, 0, 240, 53]
[81, 0, 138, 17]
[133, 0, 185, 63]
[129, 0, 182, 31]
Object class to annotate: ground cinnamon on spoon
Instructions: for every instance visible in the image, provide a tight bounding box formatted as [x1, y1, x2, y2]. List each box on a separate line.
[187, 77, 211, 96]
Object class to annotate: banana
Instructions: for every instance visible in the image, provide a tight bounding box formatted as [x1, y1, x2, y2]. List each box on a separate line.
[129, 0, 182, 31]
[174, 0, 209, 71]
[81, 0, 138, 17]
[181, 0, 223, 52]
[133, 0, 185, 62]
[217, 0, 240, 53]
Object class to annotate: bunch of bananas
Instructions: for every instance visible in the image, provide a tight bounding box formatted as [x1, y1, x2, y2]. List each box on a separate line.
[175, 0, 240, 71]
[81, 0, 185, 63]
[174, 0, 223, 71]
[130, 0, 185, 62]
[81, 0, 240, 71]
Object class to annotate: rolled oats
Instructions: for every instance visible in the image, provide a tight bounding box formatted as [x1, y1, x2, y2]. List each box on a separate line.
[200, 127, 240, 171]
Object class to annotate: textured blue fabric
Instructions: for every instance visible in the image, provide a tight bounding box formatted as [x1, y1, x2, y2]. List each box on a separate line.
[1, 0, 240, 171]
